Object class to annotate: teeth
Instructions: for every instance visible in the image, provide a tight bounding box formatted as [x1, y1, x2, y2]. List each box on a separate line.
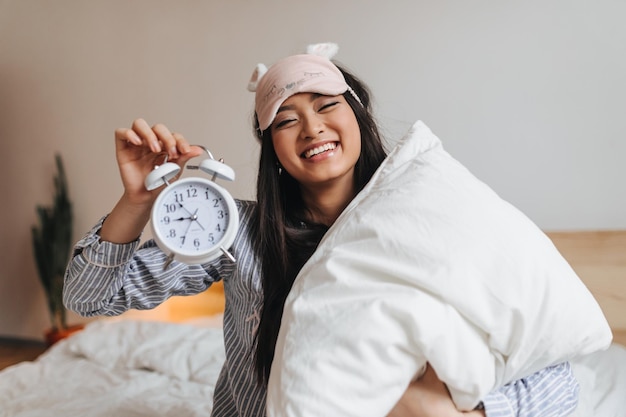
[304, 143, 337, 158]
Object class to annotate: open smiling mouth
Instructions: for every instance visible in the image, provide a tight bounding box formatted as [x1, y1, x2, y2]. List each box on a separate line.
[303, 142, 338, 159]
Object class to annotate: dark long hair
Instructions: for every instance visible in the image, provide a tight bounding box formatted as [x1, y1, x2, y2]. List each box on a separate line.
[251, 65, 387, 384]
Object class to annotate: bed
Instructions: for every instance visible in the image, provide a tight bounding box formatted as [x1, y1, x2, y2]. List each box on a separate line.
[548, 230, 626, 416]
[0, 233, 624, 417]
[0, 282, 228, 417]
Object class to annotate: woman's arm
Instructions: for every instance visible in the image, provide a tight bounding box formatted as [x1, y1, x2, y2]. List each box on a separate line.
[387, 362, 579, 417]
[62, 217, 218, 316]
[387, 365, 485, 417]
[63, 119, 209, 316]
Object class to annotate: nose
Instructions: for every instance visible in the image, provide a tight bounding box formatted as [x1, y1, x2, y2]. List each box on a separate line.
[300, 112, 324, 140]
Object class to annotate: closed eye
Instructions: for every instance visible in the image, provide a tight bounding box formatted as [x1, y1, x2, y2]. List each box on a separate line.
[274, 118, 296, 129]
[318, 101, 339, 112]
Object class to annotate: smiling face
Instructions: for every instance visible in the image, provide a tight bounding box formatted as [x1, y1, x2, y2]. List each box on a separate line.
[270, 92, 361, 196]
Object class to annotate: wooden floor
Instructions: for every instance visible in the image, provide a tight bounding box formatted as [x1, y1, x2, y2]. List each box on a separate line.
[547, 230, 626, 335]
[0, 338, 47, 371]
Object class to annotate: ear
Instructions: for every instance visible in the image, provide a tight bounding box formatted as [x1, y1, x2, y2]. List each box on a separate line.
[247, 63, 268, 92]
[305, 42, 339, 59]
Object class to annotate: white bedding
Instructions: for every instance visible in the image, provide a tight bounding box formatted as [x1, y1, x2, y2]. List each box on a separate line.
[0, 319, 624, 416]
[570, 343, 626, 417]
[0, 319, 225, 417]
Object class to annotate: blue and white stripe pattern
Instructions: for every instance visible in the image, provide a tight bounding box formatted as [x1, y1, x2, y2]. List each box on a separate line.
[63, 199, 579, 417]
[482, 361, 579, 416]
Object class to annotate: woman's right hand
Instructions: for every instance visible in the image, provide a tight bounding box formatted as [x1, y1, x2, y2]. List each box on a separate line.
[114, 118, 203, 207]
[100, 118, 204, 244]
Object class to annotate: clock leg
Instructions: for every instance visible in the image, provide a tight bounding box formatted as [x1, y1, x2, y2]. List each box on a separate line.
[163, 253, 175, 270]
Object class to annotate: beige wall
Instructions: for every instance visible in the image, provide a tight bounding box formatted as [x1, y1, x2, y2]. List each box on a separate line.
[2, 0, 625, 340]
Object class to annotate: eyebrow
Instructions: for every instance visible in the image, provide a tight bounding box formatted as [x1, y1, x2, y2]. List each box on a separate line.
[276, 93, 324, 114]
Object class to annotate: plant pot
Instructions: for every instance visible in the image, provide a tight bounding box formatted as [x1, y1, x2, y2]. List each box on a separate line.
[44, 324, 85, 347]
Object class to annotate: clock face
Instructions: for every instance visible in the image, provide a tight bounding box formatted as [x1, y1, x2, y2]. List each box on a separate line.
[152, 177, 237, 261]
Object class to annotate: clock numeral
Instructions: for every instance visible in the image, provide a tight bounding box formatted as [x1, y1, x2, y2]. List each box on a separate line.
[217, 210, 225, 219]
[165, 203, 177, 213]
[162, 216, 170, 225]
[215, 223, 222, 232]
[168, 229, 176, 238]
[208, 233, 215, 243]
[175, 192, 183, 203]
[212, 198, 221, 207]
[193, 238, 200, 248]
[187, 188, 198, 198]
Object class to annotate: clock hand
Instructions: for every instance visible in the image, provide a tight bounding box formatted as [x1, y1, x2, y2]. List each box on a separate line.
[177, 202, 194, 216]
[176, 203, 206, 230]
[179, 209, 206, 249]
[173, 216, 193, 221]
[180, 214, 195, 245]
[184, 208, 206, 231]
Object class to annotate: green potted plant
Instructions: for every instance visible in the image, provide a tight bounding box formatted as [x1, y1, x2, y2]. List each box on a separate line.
[31, 154, 79, 345]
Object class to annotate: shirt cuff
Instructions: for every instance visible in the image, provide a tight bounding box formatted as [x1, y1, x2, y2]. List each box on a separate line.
[79, 216, 141, 268]
[82, 238, 139, 267]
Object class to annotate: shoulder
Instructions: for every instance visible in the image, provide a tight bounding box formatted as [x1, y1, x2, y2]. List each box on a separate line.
[234, 199, 258, 235]
[236, 199, 257, 220]
[236, 199, 257, 210]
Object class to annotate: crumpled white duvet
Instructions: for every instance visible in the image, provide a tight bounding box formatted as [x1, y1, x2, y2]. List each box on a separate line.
[570, 343, 626, 417]
[0, 319, 226, 417]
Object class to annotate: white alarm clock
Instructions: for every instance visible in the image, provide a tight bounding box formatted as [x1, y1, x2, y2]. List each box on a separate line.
[144, 147, 239, 268]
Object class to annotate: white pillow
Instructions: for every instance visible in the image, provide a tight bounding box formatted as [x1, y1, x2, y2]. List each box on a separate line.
[267, 121, 612, 416]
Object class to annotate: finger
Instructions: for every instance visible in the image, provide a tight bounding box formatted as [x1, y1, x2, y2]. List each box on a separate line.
[114, 127, 142, 147]
[131, 118, 161, 153]
[152, 123, 178, 158]
[176, 144, 205, 167]
[172, 131, 192, 155]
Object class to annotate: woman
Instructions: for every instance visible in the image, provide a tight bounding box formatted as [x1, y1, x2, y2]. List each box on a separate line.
[63, 44, 579, 417]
